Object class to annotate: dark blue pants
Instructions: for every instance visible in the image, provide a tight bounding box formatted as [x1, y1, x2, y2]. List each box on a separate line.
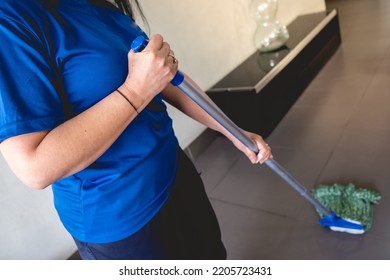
[73, 150, 227, 260]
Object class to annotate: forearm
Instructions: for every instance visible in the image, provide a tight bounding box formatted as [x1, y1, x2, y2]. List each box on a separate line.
[0, 85, 149, 189]
[162, 75, 237, 141]
[162, 74, 272, 164]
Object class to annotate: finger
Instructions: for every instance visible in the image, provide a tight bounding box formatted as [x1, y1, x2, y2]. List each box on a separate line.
[159, 42, 171, 57]
[162, 45, 178, 66]
[256, 152, 264, 164]
[144, 34, 163, 52]
[256, 143, 272, 164]
[168, 53, 178, 64]
[245, 149, 258, 164]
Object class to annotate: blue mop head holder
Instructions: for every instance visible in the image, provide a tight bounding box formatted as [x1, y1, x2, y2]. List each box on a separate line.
[319, 212, 365, 231]
[130, 35, 185, 86]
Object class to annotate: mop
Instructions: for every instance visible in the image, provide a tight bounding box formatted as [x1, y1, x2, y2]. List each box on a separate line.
[131, 36, 380, 234]
[312, 183, 380, 232]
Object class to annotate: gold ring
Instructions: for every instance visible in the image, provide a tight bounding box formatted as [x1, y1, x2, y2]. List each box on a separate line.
[168, 54, 177, 64]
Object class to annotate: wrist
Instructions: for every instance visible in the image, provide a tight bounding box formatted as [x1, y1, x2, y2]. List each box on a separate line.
[117, 84, 145, 112]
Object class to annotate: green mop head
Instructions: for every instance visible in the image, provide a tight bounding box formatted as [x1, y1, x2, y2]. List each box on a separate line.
[312, 183, 381, 232]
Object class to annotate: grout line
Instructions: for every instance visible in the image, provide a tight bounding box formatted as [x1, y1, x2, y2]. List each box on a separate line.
[204, 156, 242, 194]
[209, 197, 307, 223]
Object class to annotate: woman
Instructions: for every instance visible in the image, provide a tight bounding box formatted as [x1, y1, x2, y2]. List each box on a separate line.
[0, 0, 272, 259]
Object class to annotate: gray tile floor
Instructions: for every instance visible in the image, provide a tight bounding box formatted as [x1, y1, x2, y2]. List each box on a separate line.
[193, 0, 390, 259]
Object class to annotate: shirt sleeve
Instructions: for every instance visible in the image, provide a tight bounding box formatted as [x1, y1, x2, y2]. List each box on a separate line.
[0, 15, 66, 142]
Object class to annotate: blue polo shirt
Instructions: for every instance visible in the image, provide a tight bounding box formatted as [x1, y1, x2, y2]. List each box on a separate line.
[0, 0, 179, 243]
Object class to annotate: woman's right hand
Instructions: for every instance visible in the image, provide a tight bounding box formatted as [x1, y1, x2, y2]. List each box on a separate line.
[119, 34, 179, 110]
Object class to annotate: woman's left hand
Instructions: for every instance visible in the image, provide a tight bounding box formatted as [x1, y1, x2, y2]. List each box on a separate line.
[231, 130, 273, 164]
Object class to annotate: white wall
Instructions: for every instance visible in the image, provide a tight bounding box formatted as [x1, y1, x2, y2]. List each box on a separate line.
[0, 156, 77, 260]
[0, 0, 325, 260]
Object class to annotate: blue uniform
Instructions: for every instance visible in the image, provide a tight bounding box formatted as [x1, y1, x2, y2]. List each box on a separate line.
[0, 0, 179, 243]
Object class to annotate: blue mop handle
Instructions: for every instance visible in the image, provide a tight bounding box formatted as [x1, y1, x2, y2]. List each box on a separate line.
[131, 36, 331, 217]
